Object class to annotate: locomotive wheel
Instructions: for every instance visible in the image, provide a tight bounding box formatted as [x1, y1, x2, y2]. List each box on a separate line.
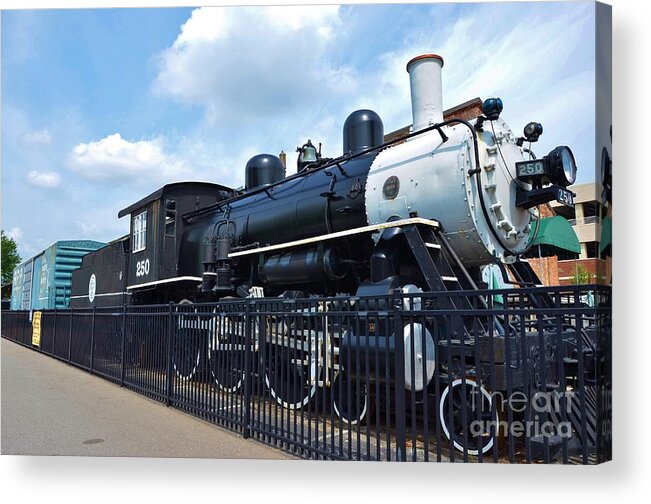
[439, 378, 499, 456]
[172, 299, 202, 381]
[173, 334, 201, 381]
[332, 371, 369, 426]
[264, 332, 319, 410]
[208, 312, 250, 393]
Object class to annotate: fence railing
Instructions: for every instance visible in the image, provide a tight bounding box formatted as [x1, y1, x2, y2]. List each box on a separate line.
[1, 284, 612, 463]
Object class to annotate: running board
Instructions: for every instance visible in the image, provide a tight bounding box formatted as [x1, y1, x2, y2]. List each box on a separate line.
[228, 217, 440, 258]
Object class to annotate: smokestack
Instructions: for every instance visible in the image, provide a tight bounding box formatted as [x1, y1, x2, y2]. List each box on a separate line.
[406, 54, 444, 132]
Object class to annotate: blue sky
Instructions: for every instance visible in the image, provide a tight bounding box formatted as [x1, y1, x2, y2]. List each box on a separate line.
[2, 1, 597, 259]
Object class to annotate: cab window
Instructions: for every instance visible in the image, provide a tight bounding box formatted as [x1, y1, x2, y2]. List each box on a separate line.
[165, 199, 176, 237]
[132, 210, 147, 252]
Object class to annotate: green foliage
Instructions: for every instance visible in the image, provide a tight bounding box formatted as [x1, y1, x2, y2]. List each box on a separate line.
[1, 230, 22, 284]
[570, 264, 591, 285]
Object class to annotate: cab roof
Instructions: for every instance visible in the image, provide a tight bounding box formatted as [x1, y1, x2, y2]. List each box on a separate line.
[117, 181, 234, 218]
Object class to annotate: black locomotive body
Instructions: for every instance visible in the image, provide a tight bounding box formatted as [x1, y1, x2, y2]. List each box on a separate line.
[180, 151, 379, 299]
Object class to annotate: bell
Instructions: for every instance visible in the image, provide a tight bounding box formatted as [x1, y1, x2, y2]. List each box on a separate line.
[302, 140, 317, 164]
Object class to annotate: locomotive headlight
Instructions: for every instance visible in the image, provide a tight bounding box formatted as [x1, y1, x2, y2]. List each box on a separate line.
[515, 145, 577, 209]
[546, 145, 577, 187]
[515, 145, 577, 189]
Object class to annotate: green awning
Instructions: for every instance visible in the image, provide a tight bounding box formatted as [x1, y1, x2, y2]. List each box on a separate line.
[600, 216, 612, 254]
[529, 216, 581, 253]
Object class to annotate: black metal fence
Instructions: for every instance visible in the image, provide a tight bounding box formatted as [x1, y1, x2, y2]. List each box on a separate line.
[1, 284, 612, 463]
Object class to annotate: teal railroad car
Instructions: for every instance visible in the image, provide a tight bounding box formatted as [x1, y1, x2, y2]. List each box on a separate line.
[10, 240, 105, 310]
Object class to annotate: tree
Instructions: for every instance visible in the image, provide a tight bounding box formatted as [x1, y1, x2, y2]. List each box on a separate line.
[1, 230, 22, 285]
[569, 264, 591, 285]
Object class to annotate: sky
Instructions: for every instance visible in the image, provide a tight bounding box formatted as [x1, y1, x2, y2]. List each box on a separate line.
[1, 1, 598, 260]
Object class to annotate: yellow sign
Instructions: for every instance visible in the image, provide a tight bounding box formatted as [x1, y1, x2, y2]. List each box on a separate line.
[32, 311, 42, 347]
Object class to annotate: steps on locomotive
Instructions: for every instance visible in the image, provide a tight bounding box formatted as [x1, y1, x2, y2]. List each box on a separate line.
[399, 224, 488, 348]
[401, 224, 467, 295]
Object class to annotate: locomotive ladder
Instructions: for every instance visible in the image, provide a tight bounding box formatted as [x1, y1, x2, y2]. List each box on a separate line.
[402, 223, 484, 304]
[401, 224, 490, 340]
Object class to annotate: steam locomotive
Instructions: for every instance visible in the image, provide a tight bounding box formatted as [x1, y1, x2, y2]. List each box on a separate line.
[70, 54, 580, 452]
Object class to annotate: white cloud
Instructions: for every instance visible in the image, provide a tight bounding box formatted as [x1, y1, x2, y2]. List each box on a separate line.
[75, 221, 100, 235]
[153, 6, 351, 125]
[27, 170, 61, 188]
[67, 133, 192, 183]
[172, 7, 229, 46]
[265, 5, 341, 33]
[21, 128, 52, 145]
[5, 227, 23, 241]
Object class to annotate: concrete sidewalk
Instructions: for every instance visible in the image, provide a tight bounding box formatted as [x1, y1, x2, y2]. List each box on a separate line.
[1, 338, 294, 459]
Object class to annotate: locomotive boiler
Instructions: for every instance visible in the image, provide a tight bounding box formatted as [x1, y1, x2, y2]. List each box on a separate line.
[70, 54, 579, 450]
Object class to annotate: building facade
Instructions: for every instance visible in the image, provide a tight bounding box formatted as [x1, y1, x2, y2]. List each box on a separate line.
[550, 182, 609, 285]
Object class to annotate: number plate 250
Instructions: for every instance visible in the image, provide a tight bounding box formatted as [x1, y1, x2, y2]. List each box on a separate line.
[556, 188, 575, 207]
[135, 258, 150, 277]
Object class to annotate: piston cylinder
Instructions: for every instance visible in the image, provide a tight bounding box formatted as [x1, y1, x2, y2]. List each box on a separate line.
[339, 322, 435, 392]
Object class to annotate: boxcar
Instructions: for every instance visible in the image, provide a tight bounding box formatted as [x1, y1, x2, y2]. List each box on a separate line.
[9, 240, 105, 310]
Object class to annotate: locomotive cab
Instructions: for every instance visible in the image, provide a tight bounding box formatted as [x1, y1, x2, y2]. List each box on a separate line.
[117, 182, 234, 303]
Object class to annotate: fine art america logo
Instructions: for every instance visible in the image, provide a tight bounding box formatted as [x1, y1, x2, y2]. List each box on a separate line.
[468, 388, 577, 439]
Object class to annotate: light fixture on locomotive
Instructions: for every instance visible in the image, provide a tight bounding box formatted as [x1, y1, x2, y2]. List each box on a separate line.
[514, 145, 577, 209]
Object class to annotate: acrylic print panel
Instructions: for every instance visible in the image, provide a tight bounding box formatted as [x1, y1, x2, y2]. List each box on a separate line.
[1, 1, 611, 464]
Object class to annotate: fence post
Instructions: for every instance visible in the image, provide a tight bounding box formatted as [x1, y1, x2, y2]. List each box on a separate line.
[52, 308, 57, 357]
[38, 312, 43, 353]
[243, 301, 253, 439]
[90, 306, 96, 374]
[392, 290, 407, 462]
[165, 302, 174, 407]
[68, 306, 74, 364]
[21, 312, 26, 346]
[120, 304, 127, 387]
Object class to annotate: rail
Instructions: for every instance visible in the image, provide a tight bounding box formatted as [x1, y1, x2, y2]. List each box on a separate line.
[1, 284, 612, 463]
